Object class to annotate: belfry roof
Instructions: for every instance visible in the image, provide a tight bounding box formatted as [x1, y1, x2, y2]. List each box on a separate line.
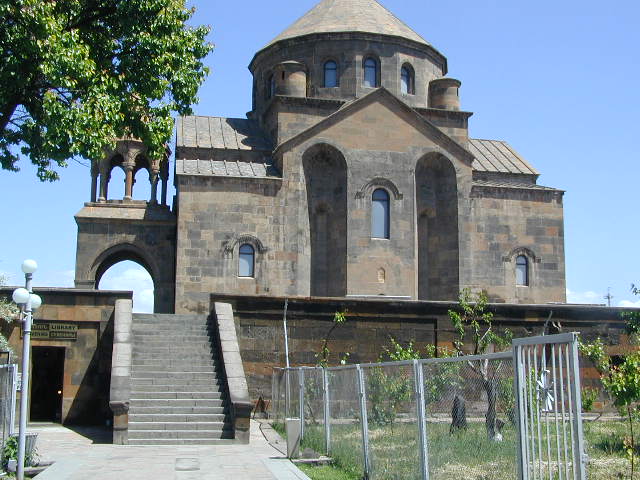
[264, 0, 430, 49]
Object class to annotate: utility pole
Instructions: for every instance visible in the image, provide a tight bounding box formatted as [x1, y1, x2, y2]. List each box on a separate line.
[604, 287, 614, 307]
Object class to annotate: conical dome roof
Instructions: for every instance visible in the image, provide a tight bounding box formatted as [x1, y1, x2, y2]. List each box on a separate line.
[264, 0, 430, 49]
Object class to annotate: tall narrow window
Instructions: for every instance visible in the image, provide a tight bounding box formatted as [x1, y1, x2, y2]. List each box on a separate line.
[266, 74, 275, 99]
[363, 57, 378, 88]
[372, 188, 390, 239]
[324, 60, 338, 87]
[516, 255, 528, 286]
[239, 244, 255, 277]
[401, 65, 414, 95]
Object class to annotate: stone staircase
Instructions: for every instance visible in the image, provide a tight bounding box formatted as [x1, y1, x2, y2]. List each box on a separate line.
[128, 314, 234, 445]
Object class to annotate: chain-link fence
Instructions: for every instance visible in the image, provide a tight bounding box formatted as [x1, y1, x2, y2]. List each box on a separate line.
[0, 364, 17, 443]
[272, 334, 586, 480]
[273, 352, 517, 480]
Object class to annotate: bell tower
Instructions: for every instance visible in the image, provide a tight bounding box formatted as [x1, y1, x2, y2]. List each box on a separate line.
[75, 138, 177, 313]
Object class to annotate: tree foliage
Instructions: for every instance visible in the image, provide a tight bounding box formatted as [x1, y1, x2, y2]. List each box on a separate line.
[0, 276, 18, 356]
[581, 299, 640, 479]
[448, 288, 512, 441]
[1, 0, 212, 180]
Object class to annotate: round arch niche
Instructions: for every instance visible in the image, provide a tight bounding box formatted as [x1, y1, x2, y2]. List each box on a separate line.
[302, 143, 348, 297]
[415, 152, 460, 300]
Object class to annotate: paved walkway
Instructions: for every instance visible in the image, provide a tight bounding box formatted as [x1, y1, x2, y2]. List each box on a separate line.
[31, 421, 309, 480]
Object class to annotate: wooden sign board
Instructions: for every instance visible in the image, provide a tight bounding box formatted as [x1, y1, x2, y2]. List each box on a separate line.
[30, 322, 78, 341]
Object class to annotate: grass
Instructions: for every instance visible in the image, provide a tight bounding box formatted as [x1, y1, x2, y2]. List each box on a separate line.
[298, 464, 361, 480]
[276, 419, 638, 480]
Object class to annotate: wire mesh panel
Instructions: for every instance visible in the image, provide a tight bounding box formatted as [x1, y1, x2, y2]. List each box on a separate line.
[0, 365, 17, 443]
[271, 368, 287, 429]
[301, 367, 326, 454]
[362, 362, 422, 480]
[327, 367, 365, 478]
[421, 354, 517, 480]
[513, 333, 586, 480]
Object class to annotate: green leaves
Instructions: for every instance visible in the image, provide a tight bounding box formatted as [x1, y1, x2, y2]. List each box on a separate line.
[0, 0, 213, 180]
[448, 288, 511, 357]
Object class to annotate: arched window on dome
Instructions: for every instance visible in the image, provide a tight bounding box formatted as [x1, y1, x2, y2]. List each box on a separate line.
[324, 60, 338, 88]
[238, 244, 255, 278]
[372, 188, 390, 239]
[363, 57, 379, 88]
[401, 64, 415, 95]
[516, 255, 529, 286]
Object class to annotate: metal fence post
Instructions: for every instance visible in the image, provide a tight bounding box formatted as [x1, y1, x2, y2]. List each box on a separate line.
[323, 368, 331, 455]
[568, 334, 587, 480]
[413, 360, 430, 480]
[299, 368, 305, 440]
[512, 344, 529, 480]
[356, 365, 371, 478]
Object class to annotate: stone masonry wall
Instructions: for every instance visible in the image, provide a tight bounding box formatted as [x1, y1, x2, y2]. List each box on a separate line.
[211, 294, 635, 405]
[0, 288, 130, 425]
[469, 185, 566, 303]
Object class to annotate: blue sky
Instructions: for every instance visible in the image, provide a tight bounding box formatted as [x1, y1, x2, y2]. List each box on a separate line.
[1, 0, 639, 312]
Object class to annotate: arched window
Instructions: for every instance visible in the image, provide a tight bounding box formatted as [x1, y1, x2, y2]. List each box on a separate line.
[324, 60, 338, 87]
[371, 188, 390, 239]
[401, 64, 415, 95]
[238, 244, 255, 277]
[516, 255, 528, 286]
[363, 57, 378, 88]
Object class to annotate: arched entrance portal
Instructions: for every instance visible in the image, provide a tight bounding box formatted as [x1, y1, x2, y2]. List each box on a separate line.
[98, 260, 154, 313]
[75, 242, 175, 314]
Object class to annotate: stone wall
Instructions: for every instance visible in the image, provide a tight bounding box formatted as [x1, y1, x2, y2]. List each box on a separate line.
[74, 203, 176, 313]
[469, 184, 566, 303]
[210, 294, 635, 402]
[0, 288, 130, 425]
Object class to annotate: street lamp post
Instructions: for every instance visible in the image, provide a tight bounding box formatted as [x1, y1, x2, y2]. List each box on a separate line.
[11, 260, 42, 480]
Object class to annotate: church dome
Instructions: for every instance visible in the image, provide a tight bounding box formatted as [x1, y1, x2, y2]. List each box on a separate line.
[263, 0, 431, 50]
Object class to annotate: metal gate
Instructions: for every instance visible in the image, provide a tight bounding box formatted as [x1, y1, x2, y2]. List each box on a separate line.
[513, 333, 586, 480]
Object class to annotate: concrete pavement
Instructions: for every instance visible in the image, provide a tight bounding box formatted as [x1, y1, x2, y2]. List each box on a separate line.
[31, 420, 309, 479]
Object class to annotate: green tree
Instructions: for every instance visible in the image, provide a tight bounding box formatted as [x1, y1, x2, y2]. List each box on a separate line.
[0, 276, 18, 356]
[448, 288, 512, 441]
[581, 293, 640, 479]
[1, 0, 212, 181]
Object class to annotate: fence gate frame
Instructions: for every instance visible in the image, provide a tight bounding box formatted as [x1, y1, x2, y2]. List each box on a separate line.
[513, 333, 587, 480]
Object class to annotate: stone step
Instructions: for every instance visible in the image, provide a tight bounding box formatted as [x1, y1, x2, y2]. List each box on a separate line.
[133, 314, 209, 321]
[130, 406, 226, 415]
[132, 351, 214, 363]
[131, 371, 219, 379]
[130, 391, 224, 400]
[129, 413, 226, 423]
[132, 346, 214, 354]
[130, 398, 224, 409]
[131, 380, 223, 389]
[128, 429, 233, 440]
[127, 438, 235, 446]
[133, 333, 211, 345]
[132, 364, 218, 372]
[128, 421, 230, 431]
[133, 320, 211, 326]
[131, 384, 225, 393]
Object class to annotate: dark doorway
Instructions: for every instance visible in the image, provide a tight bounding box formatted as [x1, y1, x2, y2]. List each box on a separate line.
[30, 347, 65, 422]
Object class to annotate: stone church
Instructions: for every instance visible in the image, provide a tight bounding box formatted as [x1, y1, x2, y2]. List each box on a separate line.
[74, 0, 566, 314]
